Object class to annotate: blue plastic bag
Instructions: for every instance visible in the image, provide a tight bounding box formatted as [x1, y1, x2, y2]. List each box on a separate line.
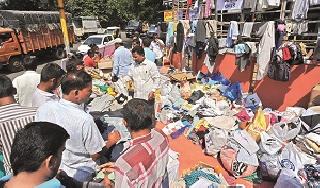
[222, 82, 242, 101]
[210, 72, 230, 86]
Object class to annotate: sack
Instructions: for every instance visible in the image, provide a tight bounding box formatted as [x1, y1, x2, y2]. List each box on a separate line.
[259, 153, 281, 180]
[219, 146, 257, 178]
[268, 55, 291, 81]
[246, 108, 268, 141]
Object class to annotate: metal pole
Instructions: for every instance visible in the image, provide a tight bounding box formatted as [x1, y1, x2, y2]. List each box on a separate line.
[57, 0, 70, 54]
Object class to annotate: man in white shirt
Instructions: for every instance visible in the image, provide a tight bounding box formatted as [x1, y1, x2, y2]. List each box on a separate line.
[32, 63, 65, 107]
[36, 71, 120, 182]
[150, 35, 165, 66]
[127, 46, 160, 100]
[12, 60, 40, 107]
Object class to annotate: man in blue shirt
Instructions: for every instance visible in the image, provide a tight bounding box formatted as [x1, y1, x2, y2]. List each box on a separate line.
[143, 38, 156, 63]
[0, 122, 70, 188]
[112, 38, 133, 78]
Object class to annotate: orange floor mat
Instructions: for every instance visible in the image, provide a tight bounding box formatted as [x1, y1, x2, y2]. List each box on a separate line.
[156, 122, 275, 188]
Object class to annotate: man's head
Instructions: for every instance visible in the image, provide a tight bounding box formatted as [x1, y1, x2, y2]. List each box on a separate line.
[10, 122, 69, 179]
[87, 49, 94, 58]
[142, 38, 152, 48]
[131, 46, 145, 64]
[24, 58, 37, 71]
[66, 59, 84, 73]
[122, 98, 154, 132]
[61, 71, 92, 105]
[132, 38, 140, 49]
[40, 63, 65, 91]
[0, 75, 16, 100]
[114, 38, 123, 49]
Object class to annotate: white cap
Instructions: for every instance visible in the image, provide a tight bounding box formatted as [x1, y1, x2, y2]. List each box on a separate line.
[114, 38, 122, 43]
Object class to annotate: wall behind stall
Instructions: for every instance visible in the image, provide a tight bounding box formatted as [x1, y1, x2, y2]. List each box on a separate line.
[196, 53, 320, 111]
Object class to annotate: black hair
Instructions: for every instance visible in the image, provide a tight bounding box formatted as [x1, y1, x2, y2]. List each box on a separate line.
[143, 38, 152, 47]
[87, 49, 94, 55]
[66, 59, 83, 73]
[132, 38, 140, 46]
[122, 98, 154, 131]
[61, 71, 92, 95]
[132, 46, 145, 57]
[10, 122, 70, 176]
[40, 63, 65, 82]
[0, 75, 16, 98]
[24, 59, 37, 71]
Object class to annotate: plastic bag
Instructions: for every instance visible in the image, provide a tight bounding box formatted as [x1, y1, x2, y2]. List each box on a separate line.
[271, 119, 301, 142]
[204, 128, 228, 157]
[259, 153, 281, 180]
[279, 143, 304, 178]
[210, 72, 230, 86]
[260, 131, 282, 155]
[222, 82, 242, 101]
[246, 108, 268, 141]
[244, 93, 261, 110]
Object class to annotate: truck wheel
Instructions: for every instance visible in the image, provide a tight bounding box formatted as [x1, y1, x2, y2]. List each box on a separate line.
[55, 46, 66, 59]
[7, 57, 24, 73]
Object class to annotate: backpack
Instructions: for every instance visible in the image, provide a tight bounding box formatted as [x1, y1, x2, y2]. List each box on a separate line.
[268, 55, 291, 81]
[207, 36, 219, 62]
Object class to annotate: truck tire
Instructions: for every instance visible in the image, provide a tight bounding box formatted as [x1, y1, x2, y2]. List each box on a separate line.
[7, 57, 24, 73]
[55, 46, 66, 59]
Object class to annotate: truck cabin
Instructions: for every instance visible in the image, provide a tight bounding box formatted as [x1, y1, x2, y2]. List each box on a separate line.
[0, 29, 14, 47]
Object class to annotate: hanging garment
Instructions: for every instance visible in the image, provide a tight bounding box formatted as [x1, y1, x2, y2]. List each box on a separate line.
[180, 20, 190, 37]
[266, 0, 280, 7]
[242, 22, 254, 37]
[292, 0, 309, 21]
[226, 21, 239, 48]
[205, 20, 217, 38]
[310, 0, 320, 5]
[204, 0, 212, 18]
[166, 22, 174, 46]
[195, 20, 206, 43]
[176, 22, 185, 53]
[257, 21, 275, 80]
[243, 0, 258, 12]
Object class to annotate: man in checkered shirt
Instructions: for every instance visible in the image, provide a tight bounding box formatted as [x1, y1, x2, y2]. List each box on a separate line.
[102, 98, 169, 188]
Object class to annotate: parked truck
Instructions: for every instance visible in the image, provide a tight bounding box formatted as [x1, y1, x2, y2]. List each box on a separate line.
[73, 16, 106, 40]
[0, 10, 75, 72]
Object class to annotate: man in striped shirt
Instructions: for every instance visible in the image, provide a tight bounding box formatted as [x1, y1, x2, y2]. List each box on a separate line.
[0, 75, 37, 174]
[102, 98, 169, 188]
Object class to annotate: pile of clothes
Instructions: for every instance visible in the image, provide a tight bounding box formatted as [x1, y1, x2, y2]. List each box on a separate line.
[158, 71, 320, 187]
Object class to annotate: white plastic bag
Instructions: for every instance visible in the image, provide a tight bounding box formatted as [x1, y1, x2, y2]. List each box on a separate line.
[279, 143, 304, 178]
[271, 119, 301, 142]
[260, 131, 282, 155]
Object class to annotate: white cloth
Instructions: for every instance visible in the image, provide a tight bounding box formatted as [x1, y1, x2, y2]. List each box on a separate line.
[257, 21, 275, 80]
[32, 88, 59, 107]
[36, 99, 105, 182]
[150, 39, 164, 59]
[242, 22, 254, 38]
[226, 21, 239, 48]
[266, 0, 280, 6]
[12, 71, 40, 107]
[126, 59, 160, 100]
[292, 0, 309, 21]
[310, 0, 320, 5]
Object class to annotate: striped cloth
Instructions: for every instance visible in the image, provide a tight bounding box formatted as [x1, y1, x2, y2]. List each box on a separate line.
[0, 104, 36, 174]
[114, 129, 169, 188]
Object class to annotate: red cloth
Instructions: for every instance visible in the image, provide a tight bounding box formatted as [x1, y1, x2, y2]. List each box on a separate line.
[188, 0, 193, 5]
[282, 47, 292, 61]
[114, 129, 169, 187]
[83, 56, 96, 67]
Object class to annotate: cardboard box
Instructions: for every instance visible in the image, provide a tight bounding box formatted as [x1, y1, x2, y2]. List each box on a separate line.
[309, 84, 320, 107]
[98, 57, 113, 70]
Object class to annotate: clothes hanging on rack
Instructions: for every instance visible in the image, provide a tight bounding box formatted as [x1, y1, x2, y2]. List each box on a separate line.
[195, 20, 206, 43]
[166, 22, 174, 47]
[243, 0, 258, 12]
[177, 22, 185, 53]
[226, 21, 239, 48]
[204, 0, 212, 18]
[291, 0, 309, 21]
[205, 20, 217, 38]
[310, 0, 320, 5]
[242, 22, 254, 38]
[257, 21, 275, 80]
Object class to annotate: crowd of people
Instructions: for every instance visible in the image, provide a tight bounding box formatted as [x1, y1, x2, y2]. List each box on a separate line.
[0, 33, 170, 187]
